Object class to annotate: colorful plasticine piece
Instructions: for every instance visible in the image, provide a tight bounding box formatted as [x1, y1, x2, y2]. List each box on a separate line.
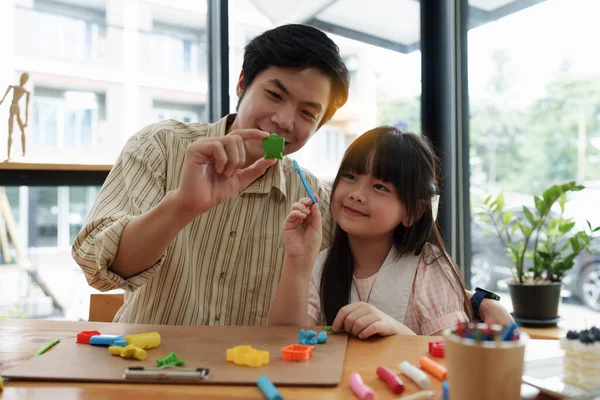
[377, 366, 405, 395]
[77, 330, 101, 344]
[89, 335, 125, 346]
[316, 331, 328, 344]
[298, 329, 318, 345]
[419, 356, 447, 381]
[401, 391, 436, 400]
[262, 133, 285, 160]
[114, 332, 161, 349]
[399, 361, 431, 390]
[323, 326, 344, 334]
[0, 374, 3, 391]
[349, 372, 375, 400]
[257, 375, 282, 400]
[281, 344, 314, 361]
[120, 345, 148, 361]
[156, 351, 185, 367]
[428, 340, 445, 358]
[108, 345, 125, 356]
[108, 344, 147, 361]
[226, 345, 270, 368]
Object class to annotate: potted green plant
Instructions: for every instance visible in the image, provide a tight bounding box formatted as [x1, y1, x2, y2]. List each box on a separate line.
[478, 181, 599, 322]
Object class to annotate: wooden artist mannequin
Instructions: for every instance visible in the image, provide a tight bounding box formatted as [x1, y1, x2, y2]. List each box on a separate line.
[0, 72, 30, 160]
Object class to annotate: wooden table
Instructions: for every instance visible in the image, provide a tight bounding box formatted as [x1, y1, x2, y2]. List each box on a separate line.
[521, 326, 566, 340]
[0, 319, 556, 400]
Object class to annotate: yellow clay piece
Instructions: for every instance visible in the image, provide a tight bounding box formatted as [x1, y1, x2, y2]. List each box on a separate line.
[123, 332, 161, 349]
[108, 345, 124, 356]
[108, 344, 147, 361]
[226, 345, 270, 367]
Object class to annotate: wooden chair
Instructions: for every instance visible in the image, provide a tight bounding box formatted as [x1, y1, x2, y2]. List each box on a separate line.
[89, 293, 124, 322]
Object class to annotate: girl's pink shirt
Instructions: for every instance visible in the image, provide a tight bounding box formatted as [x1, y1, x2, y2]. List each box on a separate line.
[308, 244, 469, 335]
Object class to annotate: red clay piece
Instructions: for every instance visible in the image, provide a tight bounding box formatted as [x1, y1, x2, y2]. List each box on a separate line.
[77, 330, 101, 344]
[428, 340, 445, 358]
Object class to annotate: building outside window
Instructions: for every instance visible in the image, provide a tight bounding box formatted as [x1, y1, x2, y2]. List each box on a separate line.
[0, 0, 209, 320]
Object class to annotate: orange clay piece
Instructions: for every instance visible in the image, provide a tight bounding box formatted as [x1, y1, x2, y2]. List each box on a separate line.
[226, 345, 270, 367]
[281, 344, 314, 361]
[419, 356, 447, 381]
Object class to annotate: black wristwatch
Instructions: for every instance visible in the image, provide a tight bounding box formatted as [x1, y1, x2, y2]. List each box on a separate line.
[471, 287, 501, 321]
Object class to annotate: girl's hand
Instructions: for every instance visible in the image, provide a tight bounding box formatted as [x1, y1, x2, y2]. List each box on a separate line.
[479, 297, 514, 326]
[332, 302, 412, 339]
[283, 196, 322, 259]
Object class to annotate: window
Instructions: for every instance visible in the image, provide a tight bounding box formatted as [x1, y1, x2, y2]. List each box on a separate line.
[29, 187, 58, 248]
[68, 187, 99, 244]
[228, 0, 421, 183]
[324, 129, 344, 162]
[153, 100, 205, 124]
[468, 0, 600, 322]
[2, 0, 209, 164]
[24, 0, 106, 63]
[148, 22, 206, 75]
[1, 0, 208, 321]
[31, 87, 102, 152]
[1, 186, 99, 250]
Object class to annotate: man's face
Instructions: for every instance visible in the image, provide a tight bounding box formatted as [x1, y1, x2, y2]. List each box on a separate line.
[233, 66, 332, 159]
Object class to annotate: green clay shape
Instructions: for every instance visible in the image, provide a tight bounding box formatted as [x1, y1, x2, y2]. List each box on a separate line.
[262, 133, 285, 160]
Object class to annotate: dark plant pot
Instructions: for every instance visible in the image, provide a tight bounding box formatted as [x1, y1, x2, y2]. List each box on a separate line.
[508, 281, 562, 320]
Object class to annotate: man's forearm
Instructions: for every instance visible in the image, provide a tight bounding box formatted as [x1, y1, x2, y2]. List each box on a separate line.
[110, 190, 196, 279]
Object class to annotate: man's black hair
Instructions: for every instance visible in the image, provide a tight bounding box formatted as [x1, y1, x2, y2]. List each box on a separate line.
[239, 24, 350, 127]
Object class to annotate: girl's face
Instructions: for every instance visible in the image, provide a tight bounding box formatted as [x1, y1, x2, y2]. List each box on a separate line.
[331, 170, 408, 239]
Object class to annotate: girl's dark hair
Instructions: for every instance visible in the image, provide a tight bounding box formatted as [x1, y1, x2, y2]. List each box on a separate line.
[320, 126, 473, 324]
[239, 24, 350, 128]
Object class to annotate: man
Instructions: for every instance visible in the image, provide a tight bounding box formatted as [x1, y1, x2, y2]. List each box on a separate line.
[73, 24, 510, 327]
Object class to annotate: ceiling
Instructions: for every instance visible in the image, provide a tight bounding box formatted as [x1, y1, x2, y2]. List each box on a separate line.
[250, 0, 546, 53]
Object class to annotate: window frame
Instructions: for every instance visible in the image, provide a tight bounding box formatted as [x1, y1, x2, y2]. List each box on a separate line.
[1, 0, 478, 287]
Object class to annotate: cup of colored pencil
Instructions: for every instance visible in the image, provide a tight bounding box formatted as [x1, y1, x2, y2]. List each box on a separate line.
[444, 321, 529, 400]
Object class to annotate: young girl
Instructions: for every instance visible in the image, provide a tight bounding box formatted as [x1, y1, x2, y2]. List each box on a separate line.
[268, 126, 473, 338]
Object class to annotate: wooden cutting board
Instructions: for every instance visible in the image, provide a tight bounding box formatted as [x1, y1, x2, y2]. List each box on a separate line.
[2, 325, 348, 386]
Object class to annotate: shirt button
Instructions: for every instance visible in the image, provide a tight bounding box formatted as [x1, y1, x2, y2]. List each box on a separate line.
[230, 231, 236, 237]
[220, 272, 226, 279]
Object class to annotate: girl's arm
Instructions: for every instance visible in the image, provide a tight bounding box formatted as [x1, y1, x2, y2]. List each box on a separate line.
[465, 289, 514, 326]
[268, 254, 316, 326]
[267, 197, 322, 326]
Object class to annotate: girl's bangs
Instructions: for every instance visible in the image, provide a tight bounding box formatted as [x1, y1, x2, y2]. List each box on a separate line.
[338, 128, 406, 185]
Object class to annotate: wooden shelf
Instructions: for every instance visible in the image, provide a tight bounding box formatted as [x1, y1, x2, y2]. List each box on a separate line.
[0, 161, 113, 172]
[0, 159, 112, 186]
